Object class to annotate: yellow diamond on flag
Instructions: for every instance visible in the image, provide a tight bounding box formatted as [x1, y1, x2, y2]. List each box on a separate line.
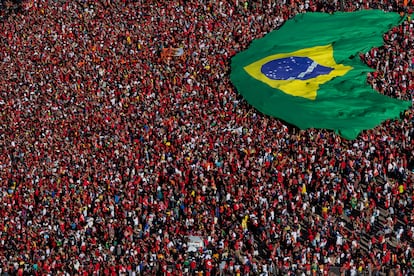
[243, 44, 352, 100]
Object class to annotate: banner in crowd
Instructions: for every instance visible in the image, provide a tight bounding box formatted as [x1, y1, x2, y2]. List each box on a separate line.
[161, 47, 185, 60]
[230, 10, 411, 139]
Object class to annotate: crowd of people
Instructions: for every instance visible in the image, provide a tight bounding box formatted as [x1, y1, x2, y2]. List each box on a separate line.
[1, 0, 414, 275]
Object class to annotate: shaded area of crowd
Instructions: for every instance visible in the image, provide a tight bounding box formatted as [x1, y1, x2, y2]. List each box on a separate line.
[0, 0, 414, 275]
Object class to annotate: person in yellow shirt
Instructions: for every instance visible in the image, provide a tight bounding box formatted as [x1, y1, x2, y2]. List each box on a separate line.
[322, 202, 329, 219]
[241, 215, 249, 231]
[399, 184, 405, 194]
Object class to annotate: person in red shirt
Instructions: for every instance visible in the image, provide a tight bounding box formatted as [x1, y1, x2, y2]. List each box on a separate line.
[205, 257, 213, 275]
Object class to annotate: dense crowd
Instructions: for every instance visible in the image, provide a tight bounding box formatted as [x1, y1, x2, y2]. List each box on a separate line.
[1, 0, 414, 275]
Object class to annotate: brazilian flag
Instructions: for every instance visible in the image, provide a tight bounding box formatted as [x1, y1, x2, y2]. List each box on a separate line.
[230, 10, 411, 140]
